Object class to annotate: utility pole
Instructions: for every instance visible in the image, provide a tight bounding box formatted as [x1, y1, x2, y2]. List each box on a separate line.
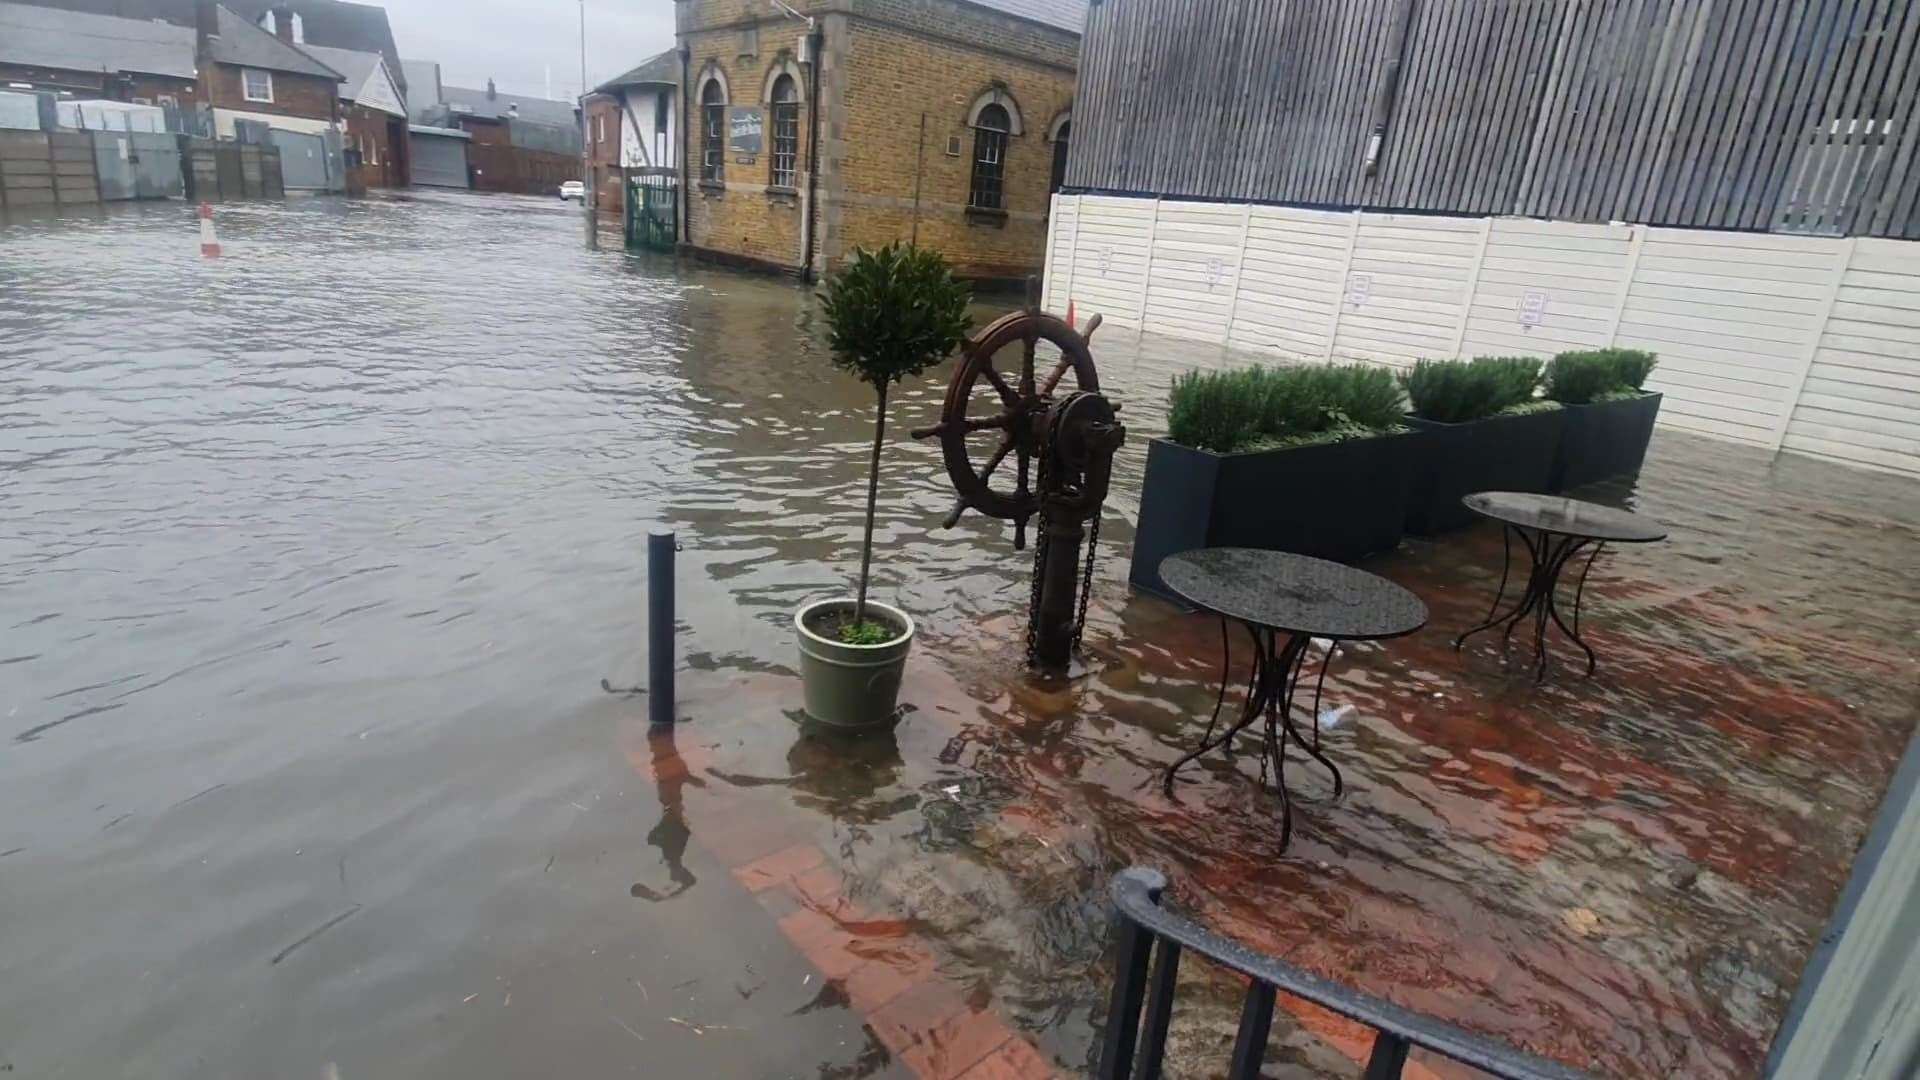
[580, 0, 598, 250]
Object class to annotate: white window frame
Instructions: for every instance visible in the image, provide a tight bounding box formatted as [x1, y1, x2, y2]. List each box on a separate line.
[594, 114, 604, 143]
[242, 68, 273, 104]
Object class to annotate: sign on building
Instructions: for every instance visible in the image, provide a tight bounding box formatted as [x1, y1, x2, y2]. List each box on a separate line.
[728, 107, 763, 160]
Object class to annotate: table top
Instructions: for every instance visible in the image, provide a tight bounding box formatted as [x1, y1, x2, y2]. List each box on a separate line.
[1159, 548, 1429, 640]
[1462, 492, 1668, 543]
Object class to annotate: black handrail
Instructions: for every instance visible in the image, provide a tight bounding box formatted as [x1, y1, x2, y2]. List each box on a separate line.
[1099, 868, 1596, 1080]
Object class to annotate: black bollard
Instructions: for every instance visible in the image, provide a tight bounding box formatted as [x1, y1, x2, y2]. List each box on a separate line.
[648, 529, 675, 726]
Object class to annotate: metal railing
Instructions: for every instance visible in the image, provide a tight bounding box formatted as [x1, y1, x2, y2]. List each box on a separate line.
[1099, 868, 1596, 1080]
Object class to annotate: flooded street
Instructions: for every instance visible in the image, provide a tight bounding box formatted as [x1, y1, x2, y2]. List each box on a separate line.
[3, 191, 1918, 1079]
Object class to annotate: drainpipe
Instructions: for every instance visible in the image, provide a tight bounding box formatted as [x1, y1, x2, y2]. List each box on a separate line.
[801, 25, 823, 283]
[678, 45, 691, 244]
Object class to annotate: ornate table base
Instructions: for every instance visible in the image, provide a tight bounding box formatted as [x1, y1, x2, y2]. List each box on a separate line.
[1452, 525, 1605, 681]
[1162, 620, 1343, 850]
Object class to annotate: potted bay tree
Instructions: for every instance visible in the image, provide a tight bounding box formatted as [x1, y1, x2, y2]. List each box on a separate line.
[795, 244, 971, 730]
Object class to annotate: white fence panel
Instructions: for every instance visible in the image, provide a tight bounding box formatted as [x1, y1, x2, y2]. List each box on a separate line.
[1229, 206, 1353, 359]
[1332, 214, 1484, 368]
[1614, 229, 1848, 445]
[1783, 240, 1920, 475]
[1461, 219, 1632, 358]
[1141, 201, 1243, 342]
[1038, 194, 1920, 474]
[1063, 195, 1155, 330]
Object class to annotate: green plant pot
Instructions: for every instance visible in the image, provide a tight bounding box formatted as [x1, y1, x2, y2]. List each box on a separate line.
[794, 598, 914, 731]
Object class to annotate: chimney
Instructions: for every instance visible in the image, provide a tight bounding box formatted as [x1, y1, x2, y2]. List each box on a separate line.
[195, 0, 219, 51]
[486, 78, 496, 101]
[270, 5, 295, 43]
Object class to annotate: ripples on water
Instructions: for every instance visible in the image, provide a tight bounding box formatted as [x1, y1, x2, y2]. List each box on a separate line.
[2, 192, 1916, 1078]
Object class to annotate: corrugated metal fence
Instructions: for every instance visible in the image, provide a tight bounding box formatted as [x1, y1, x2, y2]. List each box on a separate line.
[1044, 193, 1920, 476]
[1070, 0, 1920, 239]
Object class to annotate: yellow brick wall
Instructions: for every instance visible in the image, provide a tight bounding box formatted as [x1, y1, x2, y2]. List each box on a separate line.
[674, 0, 1079, 280]
[829, 16, 1073, 280]
[683, 21, 818, 272]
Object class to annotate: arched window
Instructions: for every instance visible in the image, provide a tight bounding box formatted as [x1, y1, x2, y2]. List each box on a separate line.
[769, 74, 799, 189]
[970, 103, 1010, 211]
[701, 78, 726, 182]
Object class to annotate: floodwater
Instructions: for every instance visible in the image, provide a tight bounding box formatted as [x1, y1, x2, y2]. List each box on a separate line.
[2, 191, 1916, 1079]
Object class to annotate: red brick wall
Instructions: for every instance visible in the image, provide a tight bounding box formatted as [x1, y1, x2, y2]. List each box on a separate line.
[205, 64, 338, 122]
[585, 96, 625, 218]
[344, 105, 404, 188]
[124, 73, 202, 110]
[460, 118, 579, 195]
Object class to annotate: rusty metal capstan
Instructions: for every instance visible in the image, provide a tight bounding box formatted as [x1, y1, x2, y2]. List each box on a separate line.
[912, 281, 1125, 672]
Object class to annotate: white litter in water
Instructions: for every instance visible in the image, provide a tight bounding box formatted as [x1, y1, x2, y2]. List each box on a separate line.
[1319, 704, 1356, 730]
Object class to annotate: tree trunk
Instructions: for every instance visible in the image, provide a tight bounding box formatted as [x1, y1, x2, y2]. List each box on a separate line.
[854, 382, 888, 627]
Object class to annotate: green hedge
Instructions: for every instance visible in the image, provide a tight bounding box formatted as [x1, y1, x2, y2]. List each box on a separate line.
[1401, 356, 1544, 423]
[1167, 363, 1405, 454]
[1543, 348, 1658, 405]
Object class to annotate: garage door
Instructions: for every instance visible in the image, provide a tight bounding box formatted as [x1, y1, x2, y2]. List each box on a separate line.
[271, 129, 330, 190]
[410, 132, 469, 189]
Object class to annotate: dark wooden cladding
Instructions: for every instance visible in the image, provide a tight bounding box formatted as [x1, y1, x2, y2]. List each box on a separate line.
[1069, 0, 1920, 238]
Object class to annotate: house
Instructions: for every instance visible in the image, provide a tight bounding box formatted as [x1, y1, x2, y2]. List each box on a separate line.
[673, 0, 1084, 281]
[413, 76, 580, 196]
[584, 49, 678, 229]
[301, 43, 406, 187]
[197, 1, 345, 189]
[240, 0, 405, 102]
[0, 2, 202, 123]
[398, 59, 467, 189]
[1052, 0, 1920, 477]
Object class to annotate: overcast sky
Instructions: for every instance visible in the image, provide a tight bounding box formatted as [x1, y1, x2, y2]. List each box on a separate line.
[385, 0, 675, 102]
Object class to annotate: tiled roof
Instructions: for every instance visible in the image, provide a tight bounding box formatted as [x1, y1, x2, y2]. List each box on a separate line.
[441, 83, 577, 128]
[206, 3, 342, 79]
[0, 1, 197, 79]
[298, 43, 377, 97]
[965, 0, 1085, 33]
[594, 49, 678, 94]
[224, 0, 404, 93]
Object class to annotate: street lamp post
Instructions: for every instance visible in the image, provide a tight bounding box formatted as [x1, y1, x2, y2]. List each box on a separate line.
[580, 0, 597, 251]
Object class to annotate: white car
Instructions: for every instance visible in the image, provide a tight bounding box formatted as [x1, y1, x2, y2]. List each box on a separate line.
[559, 180, 585, 201]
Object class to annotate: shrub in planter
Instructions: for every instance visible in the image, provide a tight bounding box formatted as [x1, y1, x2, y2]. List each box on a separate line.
[1543, 348, 1663, 491]
[1132, 363, 1415, 601]
[1399, 356, 1565, 534]
[799, 244, 971, 730]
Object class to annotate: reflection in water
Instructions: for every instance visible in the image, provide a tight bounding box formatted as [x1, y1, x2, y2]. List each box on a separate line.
[0, 191, 1914, 1079]
[632, 724, 701, 902]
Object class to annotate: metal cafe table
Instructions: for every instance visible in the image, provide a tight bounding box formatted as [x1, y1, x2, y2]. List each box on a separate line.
[1452, 491, 1668, 681]
[1159, 548, 1428, 849]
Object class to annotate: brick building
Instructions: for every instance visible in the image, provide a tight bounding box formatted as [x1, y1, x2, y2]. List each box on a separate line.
[585, 50, 680, 226]
[411, 77, 581, 196]
[673, 0, 1082, 281]
[302, 43, 407, 188]
[0, 2, 204, 121]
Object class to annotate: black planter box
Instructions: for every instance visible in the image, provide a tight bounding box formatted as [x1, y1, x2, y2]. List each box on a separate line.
[1128, 431, 1416, 602]
[1403, 408, 1566, 535]
[1549, 392, 1663, 492]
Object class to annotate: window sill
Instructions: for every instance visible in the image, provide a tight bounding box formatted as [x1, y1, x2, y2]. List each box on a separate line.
[698, 179, 726, 195]
[764, 185, 799, 203]
[965, 206, 1009, 227]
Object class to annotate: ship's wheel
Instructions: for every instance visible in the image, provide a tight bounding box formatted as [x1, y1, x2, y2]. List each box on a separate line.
[912, 308, 1104, 548]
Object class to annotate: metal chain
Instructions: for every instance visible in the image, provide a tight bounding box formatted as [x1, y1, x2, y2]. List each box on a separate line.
[1073, 502, 1100, 654]
[1023, 396, 1059, 667]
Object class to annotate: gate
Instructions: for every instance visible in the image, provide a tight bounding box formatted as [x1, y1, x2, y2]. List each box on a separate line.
[94, 133, 135, 200]
[271, 129, 329, 190]
[131, 133, 181, 199]
[625, 172, 677, 251]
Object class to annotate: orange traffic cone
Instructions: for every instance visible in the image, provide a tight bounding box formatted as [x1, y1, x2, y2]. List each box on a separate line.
[198, 202, 221, 258]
